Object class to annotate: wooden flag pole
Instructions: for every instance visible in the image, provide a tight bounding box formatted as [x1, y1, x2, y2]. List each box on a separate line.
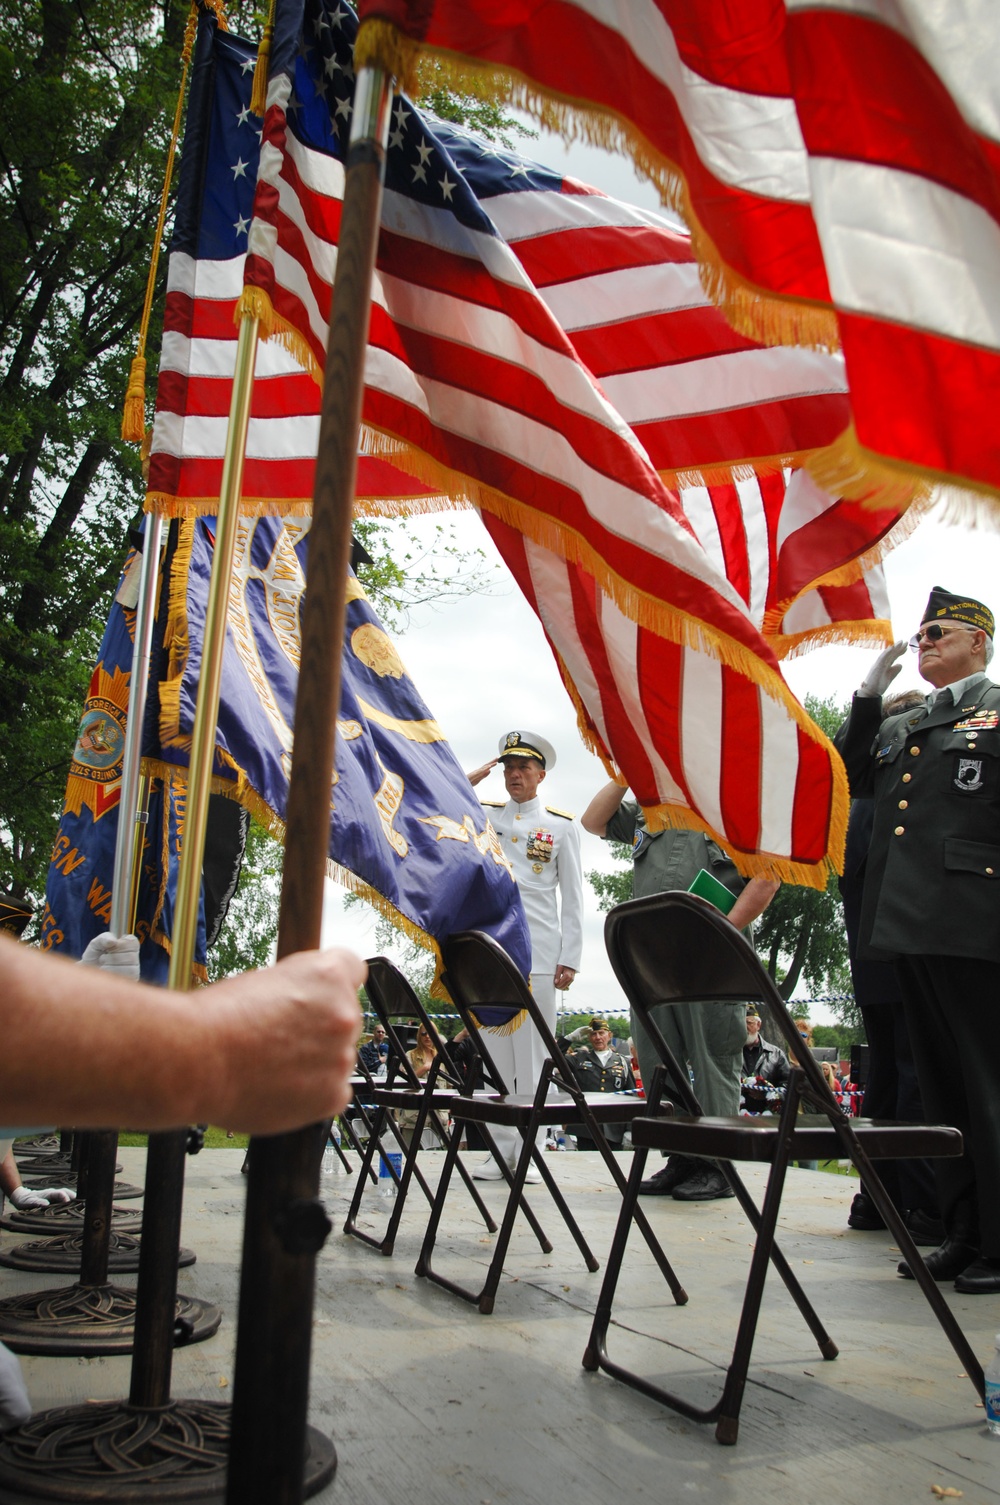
[226, 63, 393, 1505]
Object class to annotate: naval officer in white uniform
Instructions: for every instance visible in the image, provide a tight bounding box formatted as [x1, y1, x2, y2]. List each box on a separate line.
[467, 730, 584, 1179]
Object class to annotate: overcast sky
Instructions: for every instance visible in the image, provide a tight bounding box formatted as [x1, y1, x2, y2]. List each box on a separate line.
[321, 122, 1000, 1027]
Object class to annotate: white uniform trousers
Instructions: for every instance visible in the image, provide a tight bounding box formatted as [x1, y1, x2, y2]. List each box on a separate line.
[483, 972, 556, 1165]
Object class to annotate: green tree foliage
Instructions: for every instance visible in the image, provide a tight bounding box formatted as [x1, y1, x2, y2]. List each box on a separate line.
[585, 841, 633, 913]
[0, 0, 201, 904]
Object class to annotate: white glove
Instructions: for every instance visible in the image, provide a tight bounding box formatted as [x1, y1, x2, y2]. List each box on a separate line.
[858, 641, 906, 698]
[10, 1185, 75, 1210]
[80, 932, 141, 980]
[0, 1341, 31, 1431]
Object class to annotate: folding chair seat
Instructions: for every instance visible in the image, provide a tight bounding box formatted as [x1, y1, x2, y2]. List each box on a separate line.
[344, 958, 504, 1256]
[416, 931, 687, 1315]
[584, 891, 984, 1444]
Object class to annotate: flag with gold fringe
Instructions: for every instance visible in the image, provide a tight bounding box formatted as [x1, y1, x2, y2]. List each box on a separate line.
[145, 512, 532, 984]
[238, 0, 851, 883]
[356, 0, 1000, 514]
[40, 532, 207, 983]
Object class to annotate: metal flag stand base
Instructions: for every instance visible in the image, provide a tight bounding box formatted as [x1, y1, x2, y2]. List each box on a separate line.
[0, 1134, 214, 1357]
[0, 1284, 217, 1358]
[0, 1404, 336, 1505]
[0, 1230, 195, 1275]
[0, 1200, 143, 1237]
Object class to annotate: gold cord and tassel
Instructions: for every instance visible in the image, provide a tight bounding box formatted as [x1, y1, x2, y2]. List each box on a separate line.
[251, 0, 276, 118]
[120, 3, 201, 443]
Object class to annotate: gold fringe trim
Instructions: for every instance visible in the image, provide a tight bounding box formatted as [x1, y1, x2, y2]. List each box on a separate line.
[144, 492, 314, 520]
[551, 645, 847, 887]
[807, 423, 1000, 518]
[353, 427, 840, 725]
[771, 618, 893, 662]
[471, 1007, 530, 1037]
[250, 0, 275, 118]
[157, 518, 197, 754]
[357, 33, 840, 355]
[234, 286, 320, 381]
[355, 19, 423, 95]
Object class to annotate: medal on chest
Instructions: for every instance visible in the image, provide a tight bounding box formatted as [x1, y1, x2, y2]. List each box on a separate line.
[526, 827, 554, 863]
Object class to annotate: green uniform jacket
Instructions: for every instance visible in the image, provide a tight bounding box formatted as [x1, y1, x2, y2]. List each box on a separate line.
[835, 683, 1000, 962]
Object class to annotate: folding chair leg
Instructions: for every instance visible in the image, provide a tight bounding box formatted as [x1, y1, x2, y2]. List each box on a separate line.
[839, 1135, 985, 1399]
[583, 1142, 651, 1373]
[579, 1105, 687, 1304]
[517, 1139, 599, 1276]
[426, 1112, 498, 1235]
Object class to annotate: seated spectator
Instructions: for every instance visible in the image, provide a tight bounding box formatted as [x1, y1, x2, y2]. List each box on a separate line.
[563, 1015, 629, 1054]
[358, 1024, 389, 1076]
[741, 1006, 790, 1088]
[566, 1017, 634, 1150]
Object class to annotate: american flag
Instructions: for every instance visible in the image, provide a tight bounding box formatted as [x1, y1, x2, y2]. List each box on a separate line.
[357, 0, 1000, 508]
[148, 8, 893, 657]
[145, 13, 533, 982]
[240, 0, 852, 882]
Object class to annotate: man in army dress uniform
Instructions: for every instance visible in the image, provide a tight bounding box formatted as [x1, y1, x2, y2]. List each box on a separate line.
[836, 585, 1000, 1293]
[582, 783, 779, 1200]
[467, 731, 584, 1180]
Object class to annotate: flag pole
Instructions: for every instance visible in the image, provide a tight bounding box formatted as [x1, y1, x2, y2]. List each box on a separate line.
[226, 62, 394, 1505]
[127, 311, 262, 1413]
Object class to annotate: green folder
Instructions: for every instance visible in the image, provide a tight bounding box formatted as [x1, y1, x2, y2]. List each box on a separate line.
[687, 867, 737, 915]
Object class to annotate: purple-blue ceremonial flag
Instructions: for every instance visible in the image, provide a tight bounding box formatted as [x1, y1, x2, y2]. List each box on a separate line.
[148, 514, 531, 984]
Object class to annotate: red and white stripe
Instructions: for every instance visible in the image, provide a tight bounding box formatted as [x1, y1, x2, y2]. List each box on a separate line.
[360, 0, 1000, 499]
[241, 60, 849, 879]
[147, 249, 438, 513]
[484, 511, 843, 875]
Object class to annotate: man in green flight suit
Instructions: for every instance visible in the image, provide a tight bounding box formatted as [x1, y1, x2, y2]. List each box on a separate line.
[836, 585, 1000, 1293]
[582, 783, 778, 1201]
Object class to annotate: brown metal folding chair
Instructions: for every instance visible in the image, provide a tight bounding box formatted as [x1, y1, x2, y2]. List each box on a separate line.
[415, 930, 687, 1315]
[584, 890, 983, 1444]
[344, 958, 512, 1256]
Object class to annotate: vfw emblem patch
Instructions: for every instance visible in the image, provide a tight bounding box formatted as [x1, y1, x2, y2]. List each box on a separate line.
[955, 758, 984, 791]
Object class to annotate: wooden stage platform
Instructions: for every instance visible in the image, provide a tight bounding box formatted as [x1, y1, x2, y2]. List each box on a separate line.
[4, 1146, 999, 1505]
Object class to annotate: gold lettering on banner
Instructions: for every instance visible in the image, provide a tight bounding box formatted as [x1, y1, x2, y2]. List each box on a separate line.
[225, 518, 310, 767]
[418, 815, 515, 880]
[374, 764, 408, 857]
[356, 697, 444, 743]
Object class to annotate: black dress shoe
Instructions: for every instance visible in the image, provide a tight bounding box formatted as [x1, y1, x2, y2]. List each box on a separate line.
[847, 1192, 885, 1231]
[672, 1166, 735, 1201]
[953, 1256, 1000, 1294]
[905, 1208, 946, 1246]
[897, 1236, 979, 1281]
[638, 1156, 698, 1196]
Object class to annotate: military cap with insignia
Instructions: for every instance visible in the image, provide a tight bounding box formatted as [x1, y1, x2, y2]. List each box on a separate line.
[0, 895, 33, 937]
[497, 730, 556, 770]
[922, 585, 995, 639]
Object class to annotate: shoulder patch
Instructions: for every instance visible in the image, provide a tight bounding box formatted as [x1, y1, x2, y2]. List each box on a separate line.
[479, 800, 504, 808]
[544, 804, 574, 820]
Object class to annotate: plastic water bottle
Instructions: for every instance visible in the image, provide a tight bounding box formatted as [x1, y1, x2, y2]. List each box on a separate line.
[321, 1142, 335, 1176]
[555, 1131, 567, 1152]
[986, 1332, 1000, 1436]
[377, 1142, 403, 1198]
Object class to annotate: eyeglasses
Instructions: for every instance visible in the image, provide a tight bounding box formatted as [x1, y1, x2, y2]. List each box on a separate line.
[908, 624, 976, 652]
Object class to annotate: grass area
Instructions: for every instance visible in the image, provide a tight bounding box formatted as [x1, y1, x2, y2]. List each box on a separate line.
[118, 1128, 248, 1150]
